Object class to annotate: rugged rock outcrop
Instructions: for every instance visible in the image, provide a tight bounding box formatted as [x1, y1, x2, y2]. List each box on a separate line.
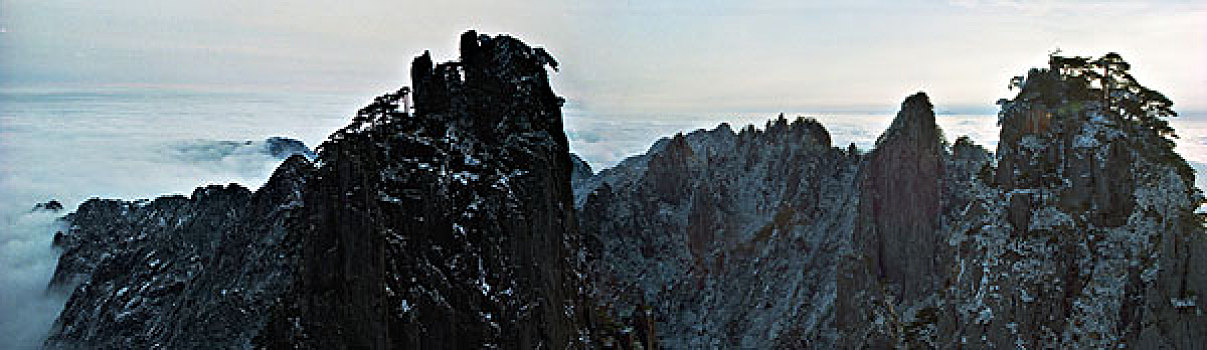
[32, 200, 63, 212]
[570, 153, 593, 186]
[831, 72, 1207, 348]
[578, 87, 1204, 348]
[45, 31, 591, 349]
[921, 67, 1207, 349]
[257, 30, 588, 349]
[836, 93, 948, 347]
[576, 116, 858, 348]
[46, 156, 311, 348]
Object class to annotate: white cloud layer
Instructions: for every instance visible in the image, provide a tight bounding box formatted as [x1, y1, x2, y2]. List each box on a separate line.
[0, 90, 357, 347]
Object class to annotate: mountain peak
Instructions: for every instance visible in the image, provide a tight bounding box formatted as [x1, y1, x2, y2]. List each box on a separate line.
[903, 91, 932, 110]
[408, 30, 564, 143]
[877, 91, 940, 148]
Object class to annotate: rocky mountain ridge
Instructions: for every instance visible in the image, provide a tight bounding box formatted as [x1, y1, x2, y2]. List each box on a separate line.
[575, 115, 857, 348]
[45, 31, 592, 349]
[576, 86, 1205, 347]
[40, 32, 1206, 349]
[46, 156, 311, 348]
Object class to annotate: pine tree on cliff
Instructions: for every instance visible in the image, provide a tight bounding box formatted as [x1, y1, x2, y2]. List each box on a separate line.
[1054, 52, 1177, 137]
[1001, 51, 1195, 194]
[1006, 52, 1179, 139]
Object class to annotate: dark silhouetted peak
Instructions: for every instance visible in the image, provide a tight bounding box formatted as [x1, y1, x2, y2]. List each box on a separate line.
[791, 117, 832, 147]
[903, 91, 933, 110]
[410, 51, 434, 92]
[738, 115, 832, 149]
[899, 92, 935, 125]
[739, 123, 758, 136]
[251, 154, 312, 209]
[877, 92, 939, 148]
[860, 90, 945, 260]
[460, 30, 482, 64]
[570, 153, 593, 184]
[840, 92, 946, 341]
[644, 133, 695, 204]
[405, 30, 563, 143]
[951, 135, 988, 161]
[189, 183, 251, 203]
[768, 113, 789, 131]
[268, 154, 312, 182]
[264, 137, 316, 160]
[664, 133, 693, 158]
[32, 200, 63, 212]
[254, 31, 587, 348]
[47, 31, 587, 349]
[715, 122, 734, 135]
[649, 133, 695, 173]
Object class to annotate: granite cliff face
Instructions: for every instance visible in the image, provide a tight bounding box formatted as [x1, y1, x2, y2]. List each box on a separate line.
[836, 93, 948, 347]
[45, 31, 591, 349]
[575, 116, 858, 348]
[910, 67, 1207, 349]
[46, 156, 311, 348]
[577, 88, 1204, 348]
[257, 30, 588, 349]
[832, 82, 1206, 346]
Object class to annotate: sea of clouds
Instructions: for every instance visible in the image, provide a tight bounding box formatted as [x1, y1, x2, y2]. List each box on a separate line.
[0, 90, 358, 347]
[1, 90, 1203, 347]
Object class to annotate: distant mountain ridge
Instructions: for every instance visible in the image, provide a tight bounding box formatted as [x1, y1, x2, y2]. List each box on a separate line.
[172, 136, 317, 162]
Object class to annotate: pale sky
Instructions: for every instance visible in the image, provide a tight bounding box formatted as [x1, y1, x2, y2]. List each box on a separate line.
[2, 0, 1205, 114]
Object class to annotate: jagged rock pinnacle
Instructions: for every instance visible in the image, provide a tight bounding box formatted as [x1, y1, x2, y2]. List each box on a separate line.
[838, 91, 946, 346]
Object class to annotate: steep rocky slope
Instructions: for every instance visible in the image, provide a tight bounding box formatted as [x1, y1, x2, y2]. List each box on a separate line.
[575, 116, 859, 348]
[834, 78, 1206, 346]
[257, 30, 589, 349]
[836, 93, 948, 348]
[45, 31, 591, 349]
[45, 156, 311, 348]
[579, 87, 1204, 348]
[916, 66, 1206, 349]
